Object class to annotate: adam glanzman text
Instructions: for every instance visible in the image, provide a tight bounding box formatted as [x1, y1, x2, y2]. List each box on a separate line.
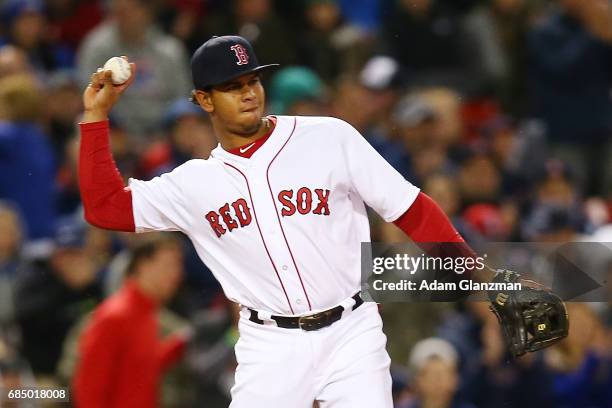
[370, 254, 522, 292]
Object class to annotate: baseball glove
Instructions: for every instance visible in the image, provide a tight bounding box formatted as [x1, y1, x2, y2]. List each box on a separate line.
[488, 269, 569, 357]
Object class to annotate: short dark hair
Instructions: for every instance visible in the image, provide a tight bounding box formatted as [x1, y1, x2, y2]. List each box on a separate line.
[189, 89, 210, 106]
[125, 235, 181, 276]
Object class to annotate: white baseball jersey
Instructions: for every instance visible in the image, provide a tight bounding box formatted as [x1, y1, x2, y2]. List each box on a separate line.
[129, 115, 419, 315]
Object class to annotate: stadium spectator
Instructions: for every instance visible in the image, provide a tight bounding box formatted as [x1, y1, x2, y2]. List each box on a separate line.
[396, 337, 475, 408]
[376, 92, 435, 181]
[0, 73, 57, 249]
[359, 56, 406, 138]
[421, 173, 493, 243]
[46, 0, 104, 51]
[72, 235, 189, 408]
[521, 160, 590, 241]
[461, 203, 511, 241]
[204, 0, 298, 68]
[462, 0, 534, 114]
[528, 0, 612, 195]
[77, 0, 191, 140]
[337, 0, 382, 33]
[0, 45, 32, 79]
[155, 0, 206, 55]
[139, 98, 216, 179]
[543, 303, 611, 408]
[381, 0, 479, 93]
[435, 302, 556, 408]
[45, 69, 82, 161]
[299, 0, 367, 83]
[0, 0, 74, 77]
[457, 153, 502, 205]
[268, 66, 327, 116]
[14, 218, 101, 378]
[333, 56, 403, 135]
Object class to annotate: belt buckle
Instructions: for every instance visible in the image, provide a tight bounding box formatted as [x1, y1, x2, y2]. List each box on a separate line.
[298, 312, 326, 331]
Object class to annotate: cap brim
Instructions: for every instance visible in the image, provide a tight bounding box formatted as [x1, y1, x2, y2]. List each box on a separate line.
[252, 64, 280, 72]
[189, 64, 280, 105]
[212, 64, 280, 88]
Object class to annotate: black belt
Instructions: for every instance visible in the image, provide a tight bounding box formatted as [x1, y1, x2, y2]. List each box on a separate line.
[248, 293, 364, 331]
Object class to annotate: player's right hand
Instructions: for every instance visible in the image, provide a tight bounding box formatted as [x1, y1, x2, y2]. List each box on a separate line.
[82, 56, 136, 122]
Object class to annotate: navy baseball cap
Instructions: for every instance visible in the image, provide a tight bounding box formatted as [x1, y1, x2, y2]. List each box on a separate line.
[191, 35, 279, 90]
[53, 218, 85, 250]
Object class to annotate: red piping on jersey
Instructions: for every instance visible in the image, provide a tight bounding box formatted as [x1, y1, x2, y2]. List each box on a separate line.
[223, 162, 295, 314]
[265, 118, 313, 311]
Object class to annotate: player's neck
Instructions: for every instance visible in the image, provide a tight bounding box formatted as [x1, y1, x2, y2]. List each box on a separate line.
[215, 117, 273, 151]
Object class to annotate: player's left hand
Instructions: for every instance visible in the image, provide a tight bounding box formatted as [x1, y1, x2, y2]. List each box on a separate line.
[487, 269, 569, 357]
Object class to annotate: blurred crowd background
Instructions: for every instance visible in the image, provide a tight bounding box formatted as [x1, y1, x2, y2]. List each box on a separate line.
[0, 0, 610, 406]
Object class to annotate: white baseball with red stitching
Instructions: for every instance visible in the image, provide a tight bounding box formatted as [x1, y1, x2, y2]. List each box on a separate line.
[103, 57, 131, 85]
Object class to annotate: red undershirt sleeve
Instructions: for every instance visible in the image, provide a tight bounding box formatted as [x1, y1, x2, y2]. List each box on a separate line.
[394, 192, 464, 243]
[78, 120, 135, 232]
[394, 191, 478, 261]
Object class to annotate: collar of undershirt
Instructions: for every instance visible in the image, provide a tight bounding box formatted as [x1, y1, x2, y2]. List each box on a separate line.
[227, 116, 277, 158]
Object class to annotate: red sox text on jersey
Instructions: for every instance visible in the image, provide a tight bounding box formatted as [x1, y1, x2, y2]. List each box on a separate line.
[205, 188, 331, 238]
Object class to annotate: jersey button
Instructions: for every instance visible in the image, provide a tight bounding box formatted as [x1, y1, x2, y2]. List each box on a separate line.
[296, 299, 302, 305]
[282, 265, 288, 271]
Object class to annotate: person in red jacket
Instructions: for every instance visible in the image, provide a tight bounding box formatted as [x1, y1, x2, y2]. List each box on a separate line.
[72, 235, 189, 408]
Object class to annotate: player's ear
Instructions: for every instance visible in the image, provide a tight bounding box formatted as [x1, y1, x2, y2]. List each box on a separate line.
[194, 89, 214, 113]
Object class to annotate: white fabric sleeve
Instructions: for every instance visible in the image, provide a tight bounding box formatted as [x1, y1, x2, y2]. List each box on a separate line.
[338, 119, 420, 222]
[128, 167, 191, 233]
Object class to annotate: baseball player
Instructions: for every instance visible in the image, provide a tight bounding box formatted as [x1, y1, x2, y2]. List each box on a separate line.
[79, 36, 567, 407]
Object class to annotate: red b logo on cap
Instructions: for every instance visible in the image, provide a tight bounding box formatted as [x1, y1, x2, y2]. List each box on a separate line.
[230, 44, 249, 66]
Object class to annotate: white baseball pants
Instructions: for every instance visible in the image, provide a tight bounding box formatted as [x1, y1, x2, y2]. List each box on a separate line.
[230, 301, 393, 408]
